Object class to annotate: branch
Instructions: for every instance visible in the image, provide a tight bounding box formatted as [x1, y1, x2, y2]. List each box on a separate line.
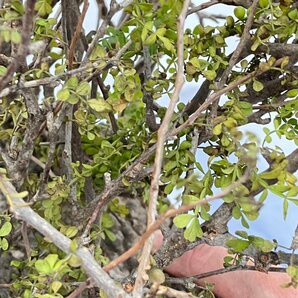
[218, 0, 259, 88]
[68, 0, 89, 69]
[132, 1, 191, 295]
[103, 176, 247, 273]
[82, 0, 120, 64]
[154, 147, 298, 269]
[0, 0, 36, 91]
[187, 0, 219, 16]
[0, 175, 129, 298]
[173, 57, 284, 135]
[167, 265, 287, 285]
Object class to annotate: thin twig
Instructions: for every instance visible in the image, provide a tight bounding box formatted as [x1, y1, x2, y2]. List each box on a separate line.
[132, 1, 191, 295]
[82, 0, 120, 64]
[187, 0, 219, 16]
[68, 0, 89, 69]
[66, 278, 93, 298]
[173, 57, 284, 135]
[167, 264, 287, 285]
[103, 176, 247, 273]
[218, 0, 259, 88]
[63, 105, 78, 213]
[21, 222, 31, 258]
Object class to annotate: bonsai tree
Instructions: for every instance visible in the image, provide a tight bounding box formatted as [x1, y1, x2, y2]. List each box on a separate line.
[0, 0, 297, 297]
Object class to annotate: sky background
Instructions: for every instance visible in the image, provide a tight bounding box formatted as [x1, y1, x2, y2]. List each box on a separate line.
[81, 0, 297, 248]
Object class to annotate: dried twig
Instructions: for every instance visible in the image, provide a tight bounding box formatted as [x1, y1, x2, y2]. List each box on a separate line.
[103, 176, 247, 273]
[132, 1, 191, 295]
[187, 0, 219, 16]
[68, 0, 89, 69]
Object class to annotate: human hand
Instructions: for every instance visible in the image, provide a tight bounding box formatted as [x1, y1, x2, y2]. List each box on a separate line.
[154, 232, 297, 298]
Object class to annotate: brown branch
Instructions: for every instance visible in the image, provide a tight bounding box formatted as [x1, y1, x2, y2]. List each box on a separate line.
[167, 265, 287, 284]
[187, 0, 219, 15]
[173, 57, 284, 135]
[68, 0, 89, 69]
[0, 0, 36, 91]
[103, 176, 247, 273]
[218, 0, 259, 88]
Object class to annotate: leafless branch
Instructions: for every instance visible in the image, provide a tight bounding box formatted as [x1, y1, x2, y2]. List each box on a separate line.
[68, 0, 89, 69]
[187, 0, 219, 16]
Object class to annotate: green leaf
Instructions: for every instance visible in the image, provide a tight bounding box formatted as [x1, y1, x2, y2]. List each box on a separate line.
[182, 195, 199, 205]
[164, 183, 174, 194]
[156, 27, 166, 37]
[0, 222, 12, 237]
[45, 254, 58, 269]
[67, 94, 79, 104]
[65, 226, 78, 238]
[105, 229, 116, 241]
[253, 79, 264, 92]
[283, 199, 288, 219]
[203, 70, 216, 80]
[234, 6, 246, 20]
[232, 206, 241, 219]
[76, 81, 90, 96]
[180, 140, 192, 150]
[164, 160, 177, 172]
[144, 33, 156, 45]
[14, 191, 28, 198]
[50, 281, 62, 294]
[57, 88, 70, 101]
[1, 238, 9, 250]
[248, 236, 275, 252]
[88, 98, 112, 112]
[101, 213, 114, 229]
[235, 230, 248, 239]
[70, 239, 78, 253]
[184, 218, 203, 241]
[66, 77, 79, 89]
[87, 131, 95, 140]
[173, 214, 194, 228]
[213, 123, 222, 135]
[259, 0, 269, 8]
[288, 9, 298, 20]
[287, 265, 298, 278]
[0, 65, 7, 76]
[226, 239, 250, 252]
[35, 259, 52, 274]
[259, 168, 281, 180]
[11, 31, 21, 43]
[158, 36, 175, 52]
[35, 0, 52, 16]
[287, 89, 298, 98]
